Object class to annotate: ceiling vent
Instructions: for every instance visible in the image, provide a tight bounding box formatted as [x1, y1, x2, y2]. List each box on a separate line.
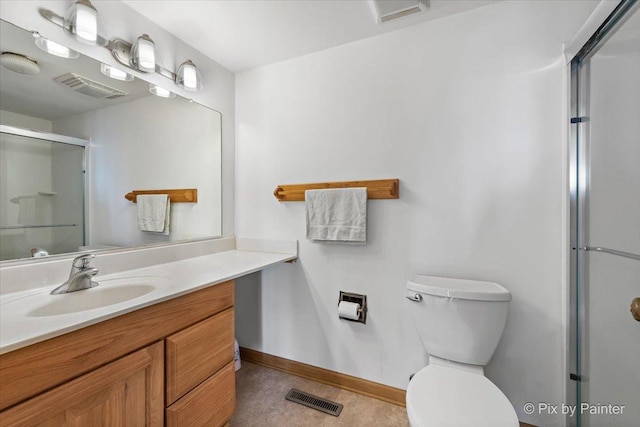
[53, 73, 127, 99]
[370, 0, 429, 23]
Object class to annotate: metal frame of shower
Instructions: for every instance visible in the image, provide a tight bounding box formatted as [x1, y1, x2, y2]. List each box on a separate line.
[0, 125, 90, 257]
[567, 1, 639, 426]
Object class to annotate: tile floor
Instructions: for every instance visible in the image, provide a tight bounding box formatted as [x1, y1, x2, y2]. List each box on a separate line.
[229, 362, 409, 427]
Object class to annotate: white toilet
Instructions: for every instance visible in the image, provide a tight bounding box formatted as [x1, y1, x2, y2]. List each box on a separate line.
[405, 275, 519, 427]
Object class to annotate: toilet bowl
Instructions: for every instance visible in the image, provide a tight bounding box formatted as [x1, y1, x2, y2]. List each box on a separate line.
[405, 275, 518, 427]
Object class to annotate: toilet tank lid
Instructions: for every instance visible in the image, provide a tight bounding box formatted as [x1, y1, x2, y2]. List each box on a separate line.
[407, 275, 511, 301]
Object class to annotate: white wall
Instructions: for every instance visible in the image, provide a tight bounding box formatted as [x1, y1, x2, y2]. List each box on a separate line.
[0, 0, 235, 235]
[53, 95, 221, 247]
[235, 1, 597, 426]
[0, 110, 52, 132]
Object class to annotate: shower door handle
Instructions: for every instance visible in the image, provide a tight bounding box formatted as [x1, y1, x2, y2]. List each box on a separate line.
[631, 298, 640, 322]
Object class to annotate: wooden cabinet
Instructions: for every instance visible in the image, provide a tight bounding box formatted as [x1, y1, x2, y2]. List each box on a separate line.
[166, 362, 236, 427]
[165, 307, 235, 426]
[0, 281, 235, 427]
[166, 308, 234, 405]
[0, 342, 164, 427]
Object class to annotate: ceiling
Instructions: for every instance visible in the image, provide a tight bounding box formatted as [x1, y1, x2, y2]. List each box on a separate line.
[0, 20, 150, 120]
[122, 0, 499, 73]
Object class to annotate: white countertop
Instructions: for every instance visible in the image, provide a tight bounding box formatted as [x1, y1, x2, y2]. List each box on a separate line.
[0, 242, 296, 354]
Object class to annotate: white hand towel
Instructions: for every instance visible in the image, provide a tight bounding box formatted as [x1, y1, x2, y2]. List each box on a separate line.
[137, 194, 170, 235]
[305, 188, 367, 243]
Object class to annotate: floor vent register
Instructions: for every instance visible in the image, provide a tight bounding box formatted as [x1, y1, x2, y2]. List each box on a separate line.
[285, 388, 343, 417]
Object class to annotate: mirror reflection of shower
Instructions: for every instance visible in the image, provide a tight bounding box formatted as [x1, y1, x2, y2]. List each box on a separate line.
[0, 125, 86, 261]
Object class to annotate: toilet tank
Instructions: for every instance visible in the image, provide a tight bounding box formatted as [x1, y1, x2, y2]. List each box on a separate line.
[406, 276, 511, 366]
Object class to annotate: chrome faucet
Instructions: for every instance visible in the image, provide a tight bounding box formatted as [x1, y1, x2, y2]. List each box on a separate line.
[50, 254, 99, 295]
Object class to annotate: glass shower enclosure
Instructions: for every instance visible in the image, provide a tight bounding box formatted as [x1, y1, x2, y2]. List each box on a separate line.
[0, 125, 87, 261]
[569, 0, 640, 426]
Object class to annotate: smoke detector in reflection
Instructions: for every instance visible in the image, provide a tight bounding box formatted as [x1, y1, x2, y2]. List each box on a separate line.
[370, 0, 429, 23]
[54, 72, 127, 99]
[0, 52, 40, 75]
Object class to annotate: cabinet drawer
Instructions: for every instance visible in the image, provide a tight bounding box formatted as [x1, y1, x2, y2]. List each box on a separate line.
[166, 308, 234, 404]
[166, 361, 235, 427]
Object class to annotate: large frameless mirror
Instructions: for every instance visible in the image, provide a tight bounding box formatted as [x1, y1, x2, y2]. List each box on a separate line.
[0, 19, 222, 262]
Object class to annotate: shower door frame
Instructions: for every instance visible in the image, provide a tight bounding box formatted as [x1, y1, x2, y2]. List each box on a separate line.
[567, 1, 639, 426]
[0, 125, 90, 259]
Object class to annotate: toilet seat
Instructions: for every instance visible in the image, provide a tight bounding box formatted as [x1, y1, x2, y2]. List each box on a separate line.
[406, 365, 519, 427]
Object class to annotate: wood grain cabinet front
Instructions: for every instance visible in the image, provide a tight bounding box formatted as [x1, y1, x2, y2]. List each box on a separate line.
[166, 308, 235, 405]
[166, 362, 236, 427]
[0, 281, 234, 411]
[0, 280, 236, 426]
[0, 342, 164, 427]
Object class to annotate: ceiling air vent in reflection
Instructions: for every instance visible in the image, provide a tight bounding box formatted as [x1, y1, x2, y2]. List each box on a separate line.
[370, 0, 429, 23]
[53, 72, 127, 99]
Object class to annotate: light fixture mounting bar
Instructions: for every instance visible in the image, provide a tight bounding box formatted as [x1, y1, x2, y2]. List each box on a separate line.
[39, 7, 190, 89]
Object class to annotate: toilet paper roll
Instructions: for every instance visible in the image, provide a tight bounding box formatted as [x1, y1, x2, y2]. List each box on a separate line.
[338, 301, 360, 320]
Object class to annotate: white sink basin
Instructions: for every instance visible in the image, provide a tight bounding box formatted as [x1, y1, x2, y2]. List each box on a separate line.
[0, 274, 177, 353]
[1, 276, 173, 318]
[29, 285, 153, 316]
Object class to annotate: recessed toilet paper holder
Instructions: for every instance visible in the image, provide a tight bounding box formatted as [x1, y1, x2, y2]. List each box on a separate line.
[338, 291, 367, 324]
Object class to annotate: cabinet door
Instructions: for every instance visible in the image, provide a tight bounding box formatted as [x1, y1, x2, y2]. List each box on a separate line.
[0, 342, 164, 427]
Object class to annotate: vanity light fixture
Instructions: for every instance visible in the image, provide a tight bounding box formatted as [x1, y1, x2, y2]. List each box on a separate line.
[100, 63, 134, 82]
[62, 0, 107, 46]
[130, 34, 156, 73]
[149, 84, 175, 98]
[33, 32, 80, 59]
[176, 60, 203, 92]
[39, 3, 204, 92]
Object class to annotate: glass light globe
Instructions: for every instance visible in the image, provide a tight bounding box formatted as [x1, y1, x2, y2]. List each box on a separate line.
[131, 34, 156, 73]
[100, 63, 134, 82]
[149, 84, 175, 98]
[33, 34, 80, 59]
[63, 0, 107, 46]
[176, 60, 203, 92]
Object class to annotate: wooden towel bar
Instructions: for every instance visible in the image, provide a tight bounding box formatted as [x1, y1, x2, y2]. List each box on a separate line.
[273, 179, 399, 202]
[125, 189, 198, 203]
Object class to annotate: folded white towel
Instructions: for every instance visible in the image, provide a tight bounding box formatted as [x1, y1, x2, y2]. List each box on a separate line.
[305, 188, 367, 243]
[137, 194, 170, 235]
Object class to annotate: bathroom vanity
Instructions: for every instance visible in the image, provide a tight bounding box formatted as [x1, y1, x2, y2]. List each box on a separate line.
[0, 237, 297, 426]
